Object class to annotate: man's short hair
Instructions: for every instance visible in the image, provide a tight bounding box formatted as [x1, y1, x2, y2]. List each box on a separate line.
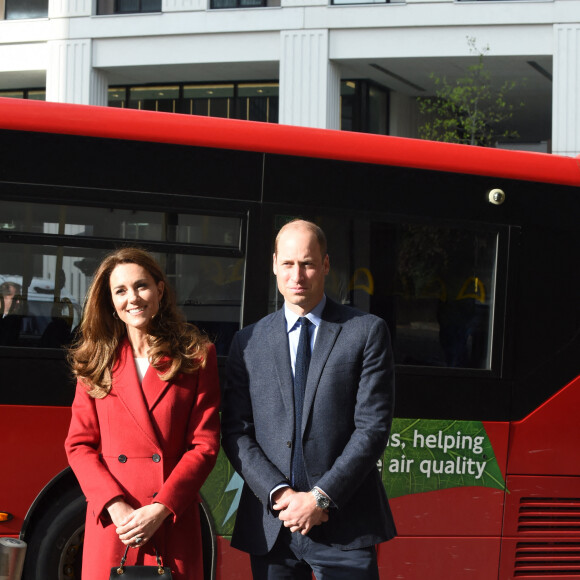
[274, 219, 328, 258]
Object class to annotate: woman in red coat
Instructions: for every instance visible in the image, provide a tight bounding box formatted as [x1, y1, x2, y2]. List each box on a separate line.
[65, 247, 220, 580]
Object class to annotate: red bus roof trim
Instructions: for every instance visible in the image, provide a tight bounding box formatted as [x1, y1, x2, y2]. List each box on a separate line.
[2, 98, 580, 187]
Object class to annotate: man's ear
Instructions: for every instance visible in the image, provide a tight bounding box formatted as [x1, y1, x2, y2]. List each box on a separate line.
[273, 253, 278, 275]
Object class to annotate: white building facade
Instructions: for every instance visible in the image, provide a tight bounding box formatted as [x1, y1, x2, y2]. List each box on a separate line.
[0, 0, 579, 156]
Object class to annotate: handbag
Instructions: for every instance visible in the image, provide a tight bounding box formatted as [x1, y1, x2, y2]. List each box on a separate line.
[109, 544, 172, 578]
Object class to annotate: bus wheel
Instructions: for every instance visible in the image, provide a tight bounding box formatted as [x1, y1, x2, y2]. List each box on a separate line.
[21, 486, 85, 580]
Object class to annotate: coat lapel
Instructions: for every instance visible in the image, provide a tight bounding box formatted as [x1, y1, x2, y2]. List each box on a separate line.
[112, 339, 160, 449]
[302, 318, 341, 431]
[269, 310, 295, 418]
[142, 363, 172, 413]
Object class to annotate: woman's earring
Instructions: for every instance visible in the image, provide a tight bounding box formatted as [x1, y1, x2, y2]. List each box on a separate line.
[113, 310, 119, 319]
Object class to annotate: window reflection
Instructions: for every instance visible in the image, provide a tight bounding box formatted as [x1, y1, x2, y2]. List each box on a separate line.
[1, 201, 241, 248]
[390, 225, 496, 369]
[180, 255, 244, 355]
[0, 202, 244, 353]
[0, 246, 85, 348]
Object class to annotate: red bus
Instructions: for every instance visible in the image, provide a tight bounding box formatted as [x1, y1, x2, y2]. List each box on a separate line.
[0, 98, 579, 580]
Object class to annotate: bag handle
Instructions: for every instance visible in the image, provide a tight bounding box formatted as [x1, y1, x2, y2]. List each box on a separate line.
[115, 544, 165, 575]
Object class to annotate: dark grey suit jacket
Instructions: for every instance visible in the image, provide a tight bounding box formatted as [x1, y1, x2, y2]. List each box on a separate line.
[221, 298, 396, 555]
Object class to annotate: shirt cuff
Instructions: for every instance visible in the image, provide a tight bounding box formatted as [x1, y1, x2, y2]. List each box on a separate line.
[269, 483, 291, 510]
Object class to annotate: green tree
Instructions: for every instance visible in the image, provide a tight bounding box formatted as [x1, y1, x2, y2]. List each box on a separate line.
[417, 38, 523, 147]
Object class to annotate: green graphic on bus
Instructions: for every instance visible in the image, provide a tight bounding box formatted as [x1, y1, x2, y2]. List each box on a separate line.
[382, 418, 505, 498]
[202, 418, 506, 538]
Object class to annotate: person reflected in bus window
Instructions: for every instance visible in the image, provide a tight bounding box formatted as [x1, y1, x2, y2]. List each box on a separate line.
[222, 219, 396, 579]
[40, 300, 75, 348]
[0, 281, 23, 345]
[65, 247, 220, 580]
[0, 281, 21, 316]
[437, 296, 487, 368]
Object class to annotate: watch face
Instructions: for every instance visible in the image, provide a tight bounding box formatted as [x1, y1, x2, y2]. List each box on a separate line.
[314, 490, 329, 509]
[319, 497, 330, 509]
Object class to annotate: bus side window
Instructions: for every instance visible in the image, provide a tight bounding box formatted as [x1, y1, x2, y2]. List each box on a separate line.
[380, 224, 497, 370]
[279, 217, 498, 371]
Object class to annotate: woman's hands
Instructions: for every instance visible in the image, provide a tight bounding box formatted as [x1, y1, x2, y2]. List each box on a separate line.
[106, 498, 171, 547]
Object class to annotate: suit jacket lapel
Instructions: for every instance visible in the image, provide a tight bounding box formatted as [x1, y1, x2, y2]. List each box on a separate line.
[113, 339, 160, 449]
[302, 318, 341, 430]
[270, 309, 295, 417]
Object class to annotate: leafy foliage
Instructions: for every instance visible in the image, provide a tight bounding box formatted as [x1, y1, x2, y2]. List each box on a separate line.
[417, 37, 523, 147]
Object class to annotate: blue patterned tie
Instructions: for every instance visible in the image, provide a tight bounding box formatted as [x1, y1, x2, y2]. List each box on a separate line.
[292, 317, 311, 492]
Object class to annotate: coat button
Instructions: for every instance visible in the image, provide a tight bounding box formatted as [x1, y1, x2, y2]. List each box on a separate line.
[118, 455, 127, 463]
[152, 454, 161, 463]
[286, 441, 292, 448]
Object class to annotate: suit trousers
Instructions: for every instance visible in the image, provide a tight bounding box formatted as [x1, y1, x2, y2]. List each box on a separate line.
[250, 527, 380, 580]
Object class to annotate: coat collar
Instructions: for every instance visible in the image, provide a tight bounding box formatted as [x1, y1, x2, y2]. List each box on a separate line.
[111, 338, 170, 449]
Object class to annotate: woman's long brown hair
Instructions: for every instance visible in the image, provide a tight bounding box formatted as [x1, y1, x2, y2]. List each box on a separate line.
[68, 247, 209, 398]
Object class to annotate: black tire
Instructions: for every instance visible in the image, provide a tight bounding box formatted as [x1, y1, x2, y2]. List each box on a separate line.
[21, 486, 86, 580]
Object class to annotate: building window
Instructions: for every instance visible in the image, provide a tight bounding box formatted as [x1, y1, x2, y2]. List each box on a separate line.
[341, 80, 389, 134]
[109, 82, 280, 124]
[210, 0, 280, 8]
[108, 80, 388, 134]
[2, 81, 388, 136]
[4, 0, 48, 19]
[183, 85, 235, 118]
[97, 0, 161, 15]
[0, 89, 46, 100]
[236, 84, 279, 123]
[332, 0, 390, 4]
[128, 86, 181, 112]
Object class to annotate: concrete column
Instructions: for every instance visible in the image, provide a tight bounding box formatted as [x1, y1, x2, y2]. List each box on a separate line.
[552, 24, 580, 157]
[279, 29, 340, 129]
[46, 39, 108, 105]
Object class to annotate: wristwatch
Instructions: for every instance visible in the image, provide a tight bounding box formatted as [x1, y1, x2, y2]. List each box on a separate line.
[311, 488, 330, 510]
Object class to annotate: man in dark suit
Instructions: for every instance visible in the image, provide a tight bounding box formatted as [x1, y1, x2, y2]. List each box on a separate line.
[222, 219, 396, 579]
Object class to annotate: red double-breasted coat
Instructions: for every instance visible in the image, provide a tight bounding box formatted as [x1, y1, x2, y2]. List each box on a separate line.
[65, 340, 220, 580]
